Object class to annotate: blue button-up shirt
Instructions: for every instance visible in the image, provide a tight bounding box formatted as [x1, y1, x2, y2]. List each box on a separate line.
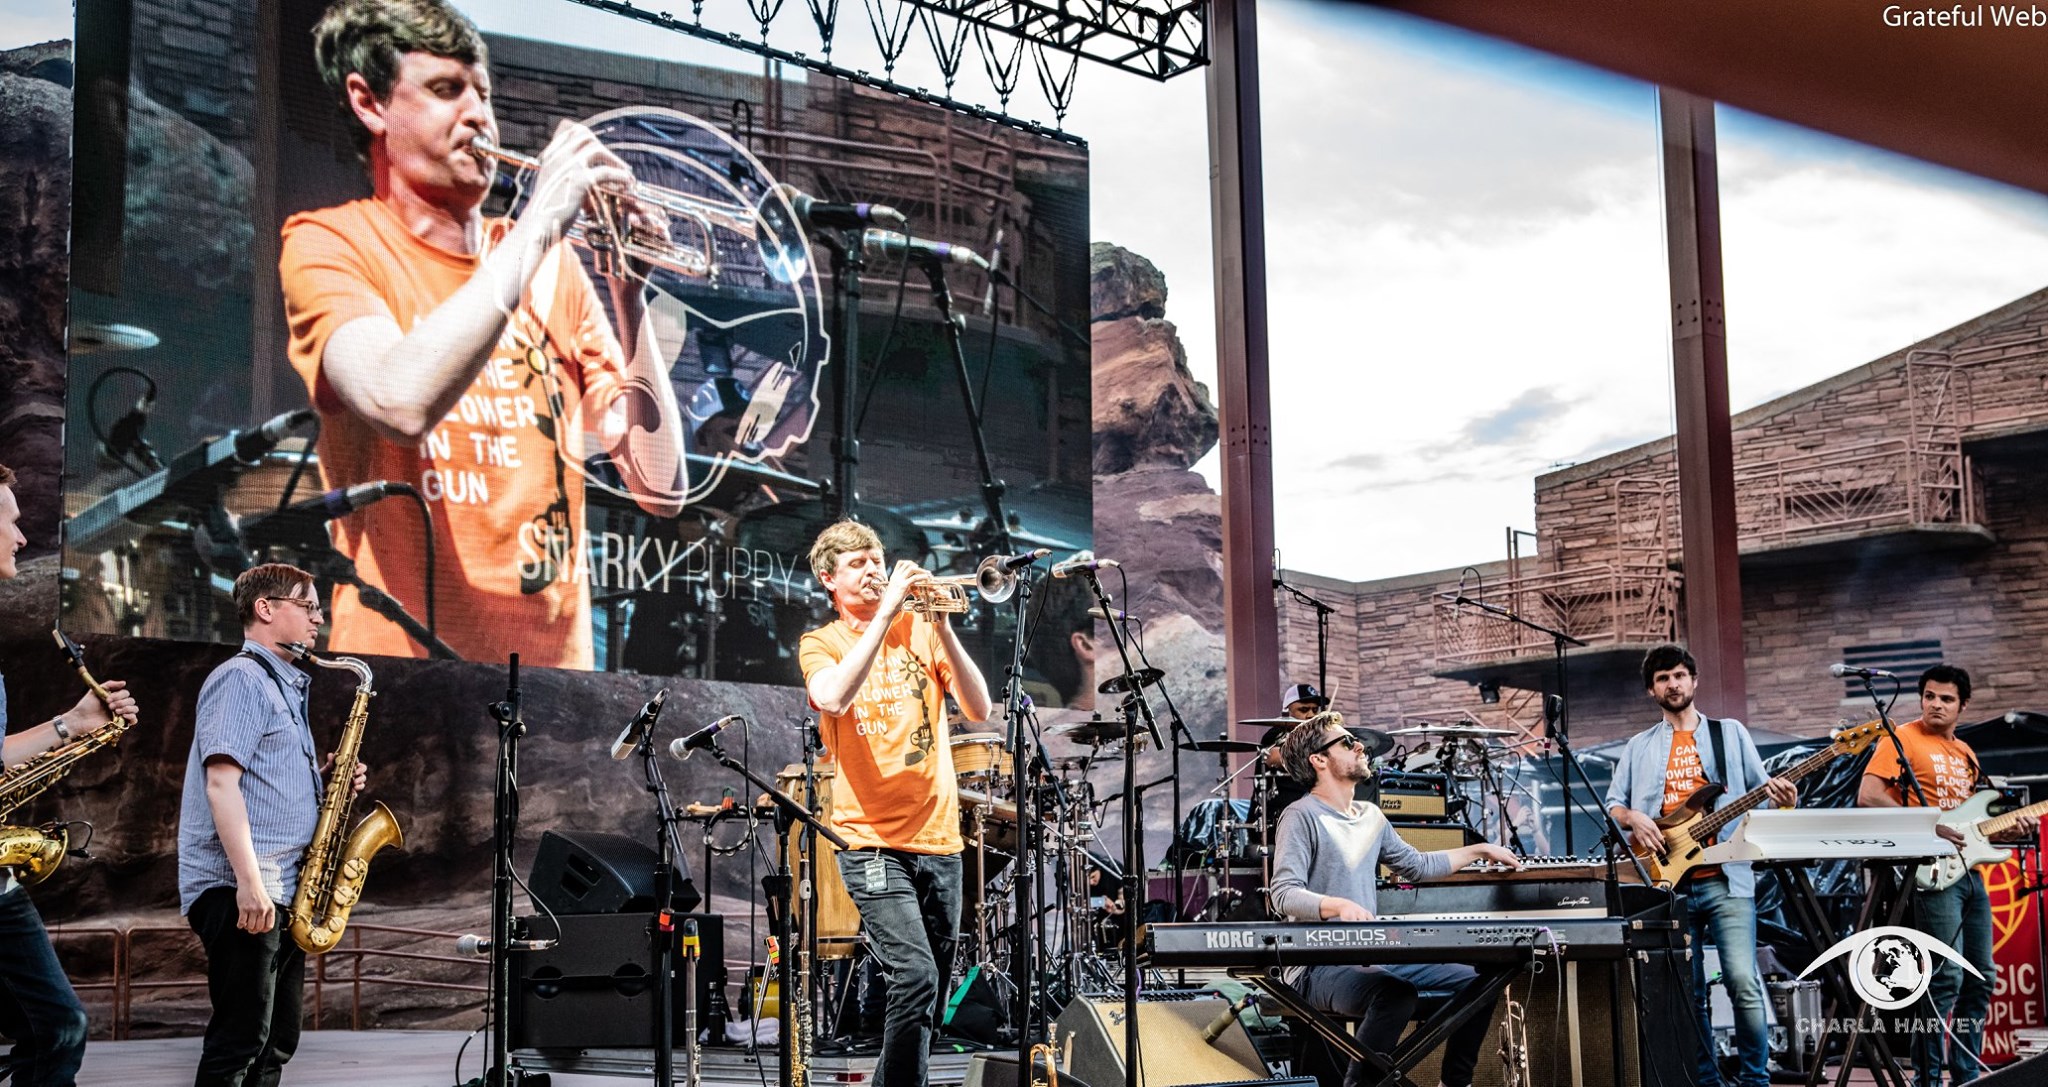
[178, 640, 324, 914]
[1603, 714, 1773, 898]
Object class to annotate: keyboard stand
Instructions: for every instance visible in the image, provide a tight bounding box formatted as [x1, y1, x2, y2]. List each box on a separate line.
[1763, 860, 1918, 1087]
[1228, 961, 1523, 1087]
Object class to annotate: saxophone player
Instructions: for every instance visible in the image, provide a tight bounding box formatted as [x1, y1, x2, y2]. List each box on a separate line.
[0, 464, 140, 1087]
[176, 563, 366, 1087]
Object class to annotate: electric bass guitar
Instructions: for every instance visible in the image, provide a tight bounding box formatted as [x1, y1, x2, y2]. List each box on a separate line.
[1634, 721, 1886, 886]
[1914, 789, 2048, 891]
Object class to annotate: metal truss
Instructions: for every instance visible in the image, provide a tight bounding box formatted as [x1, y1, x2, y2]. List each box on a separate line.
[565, 0, 1205, 138]
[898, 0, 1207, 81]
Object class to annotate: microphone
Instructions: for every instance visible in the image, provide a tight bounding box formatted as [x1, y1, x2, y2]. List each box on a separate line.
[778, 184, 906, 229]
[1051, 552, 1121, 579]
[1202, 992, 1259, 1043]
[994, 547, 1051, 571]
[237, 482, 404, 550]
[610, 688, 670, 760]
[68, 407, 321, 553]
[1830, 663, 1896, 679]
[670, 714, 745, 760]
[861, 229, 991, 271]
[455, 933, 557, 957]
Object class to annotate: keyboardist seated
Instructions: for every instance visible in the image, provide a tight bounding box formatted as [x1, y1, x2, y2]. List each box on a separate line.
[1268, 714, 1523, 1087]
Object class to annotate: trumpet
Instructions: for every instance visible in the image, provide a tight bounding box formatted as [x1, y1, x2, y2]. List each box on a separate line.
[470, 136, 760, 282]
[904, 555, 1021, 617]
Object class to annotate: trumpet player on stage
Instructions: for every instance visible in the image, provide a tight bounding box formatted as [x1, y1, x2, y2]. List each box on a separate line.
[281, 0, 689, 668]
[799, 521, 992, 1087]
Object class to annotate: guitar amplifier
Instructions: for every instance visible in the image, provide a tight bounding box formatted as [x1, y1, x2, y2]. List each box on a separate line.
[1375, 773, 1452, 821]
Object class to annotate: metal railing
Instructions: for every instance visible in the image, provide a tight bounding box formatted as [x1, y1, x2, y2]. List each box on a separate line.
[1720, 437, 1980, 548]
[1940, 338, 2048, 438]
[1431, 564, 1677, 667]
[47, 920, 485, 1039]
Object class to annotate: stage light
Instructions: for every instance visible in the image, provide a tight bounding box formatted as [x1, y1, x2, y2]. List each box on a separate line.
[1477, 680, 1500, 705]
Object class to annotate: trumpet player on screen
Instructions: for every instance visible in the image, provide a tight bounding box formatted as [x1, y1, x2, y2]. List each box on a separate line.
[798, 520, 991, 1087]
[280, 0, 690, 668]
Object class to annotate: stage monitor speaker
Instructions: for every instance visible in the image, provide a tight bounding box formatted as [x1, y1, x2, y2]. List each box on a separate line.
[1052, 996, 1270, 1087]
[509, 911, 725, 1050]
[965, 1052, 1022, 1087]
[529, 829, 699, 915]
[1975, 1051, 2048, 1085]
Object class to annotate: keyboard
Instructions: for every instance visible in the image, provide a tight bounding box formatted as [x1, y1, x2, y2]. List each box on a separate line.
[1144, 916, 1671, 967]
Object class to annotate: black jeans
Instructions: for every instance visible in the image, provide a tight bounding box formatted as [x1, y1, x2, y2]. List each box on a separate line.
[837, 849, 962, 1087]
[187, 886, 305, 1087]
[0, 887, 89, 1087]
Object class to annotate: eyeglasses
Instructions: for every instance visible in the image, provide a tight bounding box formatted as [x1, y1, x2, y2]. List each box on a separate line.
[1313, 731, 1363, 756]
[266, 596, 325, 619]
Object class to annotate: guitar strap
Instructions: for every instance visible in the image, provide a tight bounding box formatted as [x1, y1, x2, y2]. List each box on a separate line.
[1700, 717, 1729, 788]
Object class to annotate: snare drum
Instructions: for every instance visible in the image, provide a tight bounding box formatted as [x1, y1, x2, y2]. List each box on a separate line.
[950, 734, 1011, 786]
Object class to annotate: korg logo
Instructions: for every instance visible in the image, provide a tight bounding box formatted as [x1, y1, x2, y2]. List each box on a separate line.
[1204, 929, 1260, 951]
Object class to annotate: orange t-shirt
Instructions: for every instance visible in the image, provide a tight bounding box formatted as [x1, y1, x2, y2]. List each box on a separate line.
[798, 614, 962, 853]
[1662, 728, 1721, 878]
[1862, 718, 1980, 810]
[280, 198, 629, 668]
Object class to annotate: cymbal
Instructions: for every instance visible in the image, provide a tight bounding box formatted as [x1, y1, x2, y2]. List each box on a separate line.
[1386, 725, 1515, 738]
[1346, 726, 1395, 758]
[1049, 719, 1129, 746]
[1237, 716, 1306, 728]
[1180, 739, 1259, 754]
[1097, 667, 1164, 695]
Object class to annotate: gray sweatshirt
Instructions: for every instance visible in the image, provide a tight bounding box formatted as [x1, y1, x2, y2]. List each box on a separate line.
[1269, 794, 1456, 921]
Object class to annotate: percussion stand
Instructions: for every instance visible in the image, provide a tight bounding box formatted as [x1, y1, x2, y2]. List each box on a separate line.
[1070, 565, 1161, 1087]
[1115, 611, 1196, 919]
[998, 571, 1047, 1052]
[702, 735, 848, 1087]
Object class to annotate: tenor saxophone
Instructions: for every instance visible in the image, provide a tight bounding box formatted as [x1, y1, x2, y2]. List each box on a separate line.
[0, 630, 132, 885]
[284, 643, 404, 955]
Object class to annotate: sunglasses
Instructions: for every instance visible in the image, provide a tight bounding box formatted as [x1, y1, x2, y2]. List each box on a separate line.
[1313, 731, 1364, 756]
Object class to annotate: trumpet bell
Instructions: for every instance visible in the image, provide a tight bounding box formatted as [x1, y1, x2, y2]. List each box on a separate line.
[974, 555, 1018, 604]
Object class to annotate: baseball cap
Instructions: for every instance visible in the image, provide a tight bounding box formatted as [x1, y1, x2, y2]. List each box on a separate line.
[1281, 683, 1328, 710]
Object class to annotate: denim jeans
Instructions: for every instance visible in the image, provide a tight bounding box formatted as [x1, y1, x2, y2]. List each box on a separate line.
[1297, 962, 1492, 1087]
[837, 849, 962, 1087]
[0, 887, 89, 1087]
[1689, 875, 1769, 1087]
[1911, 872, 1994, 1086]
[187, 886, 305, 1087]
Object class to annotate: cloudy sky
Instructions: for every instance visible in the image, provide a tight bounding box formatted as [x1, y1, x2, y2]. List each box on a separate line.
[12, 0, 2048, 585]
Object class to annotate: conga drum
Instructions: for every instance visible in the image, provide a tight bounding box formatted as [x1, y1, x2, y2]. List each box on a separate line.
[776, 762, 860, 959]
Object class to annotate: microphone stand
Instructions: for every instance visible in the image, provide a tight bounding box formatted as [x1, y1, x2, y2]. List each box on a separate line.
[1114, 612, 1194, 918]
[1273, 574, 1335, 700]
[634, 710, 692, 1087]
[485, 655, 531, 1087]
[297, 543, 460, 660]
[1072, 565, 1160, 1087]
[1000, 570, 1044, 1056]
[814, 230, 865, 521]
[702, 738, 849, 1087]
[919, 263, 1016, 557]
[1451, 595, 1588, 855]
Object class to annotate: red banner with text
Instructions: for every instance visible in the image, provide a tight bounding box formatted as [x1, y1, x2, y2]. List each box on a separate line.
[1984, 841, 2046, 1065]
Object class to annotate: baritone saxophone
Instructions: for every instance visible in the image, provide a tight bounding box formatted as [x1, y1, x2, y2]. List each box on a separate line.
[285, 643, 404, 955]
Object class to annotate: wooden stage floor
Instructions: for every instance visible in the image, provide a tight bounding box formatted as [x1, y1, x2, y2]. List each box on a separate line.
[74, 1029, 1911, 1086]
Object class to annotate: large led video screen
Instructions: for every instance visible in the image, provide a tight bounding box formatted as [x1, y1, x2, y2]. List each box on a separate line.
[58, 0, 1093, 688]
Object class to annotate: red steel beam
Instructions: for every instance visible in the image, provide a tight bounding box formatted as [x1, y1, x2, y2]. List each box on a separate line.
[1206, 0, 1282, 727]
[1659, 88, 1749, 718]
